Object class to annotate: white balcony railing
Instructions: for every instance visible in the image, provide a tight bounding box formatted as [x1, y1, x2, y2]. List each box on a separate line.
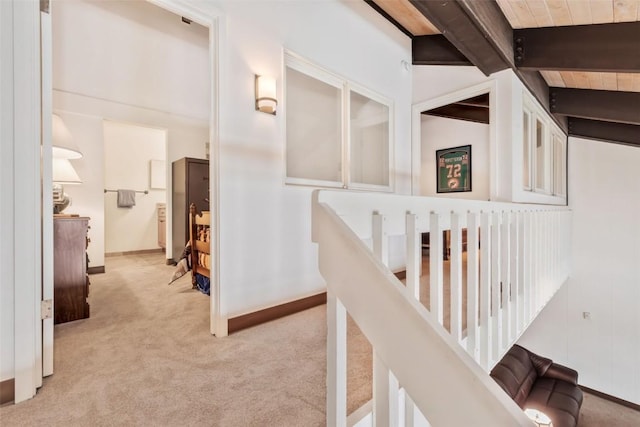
[312, 190, 571, 426]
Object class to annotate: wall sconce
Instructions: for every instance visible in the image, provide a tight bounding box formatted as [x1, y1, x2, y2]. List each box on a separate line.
[52, 113, 82, 159]
[255, 75, 277, 115]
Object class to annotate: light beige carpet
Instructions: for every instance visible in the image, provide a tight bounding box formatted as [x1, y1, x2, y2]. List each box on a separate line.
[1, 254, 326, 426]
[0, 253, 637, 426]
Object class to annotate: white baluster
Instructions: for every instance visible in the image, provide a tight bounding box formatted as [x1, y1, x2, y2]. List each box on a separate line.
[429, 212, 443, 325]
[552, 212, 557, 295]
[491, 211, 502, 362]
[559, 211, 564, 279]
[479, 211, 492, 371]
[327, 291, 347, 427]
[373, 353, 399, 427]
[543, 212, 548, 303]
[523, 211, 529, 322]
[373, 213, 389, 266]
[548, 212, 553, 300]
[372, 213, 398, 427]
[450, 212, 463, 342]
[517, 211, 525, 333]
[404, 392, 415, 427]
[501, 211, 511, 348]
[404, 214, 420, 427]
[568, 211, 572, 277]
[466, 212, 480, 361]
[541, 213, 545, 302]
[537, 212, 543, 311]
[405, 213, 420, 301]
[551, 211, 562, 293]
[510, 211, 520, 339]
[529, 211, 540, 321]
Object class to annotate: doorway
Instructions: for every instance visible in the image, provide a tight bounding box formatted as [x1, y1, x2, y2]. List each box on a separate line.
[419, 94, 489, 199]
[411, 81, 496, 200]
[43, 0, 221, 384]
[102, 120, 168, 259]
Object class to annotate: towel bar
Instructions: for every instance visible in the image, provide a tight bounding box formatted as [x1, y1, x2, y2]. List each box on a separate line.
[104, 189, 148, 195]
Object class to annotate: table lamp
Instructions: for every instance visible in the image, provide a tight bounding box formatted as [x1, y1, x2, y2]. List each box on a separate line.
[52, 158, 82, 214]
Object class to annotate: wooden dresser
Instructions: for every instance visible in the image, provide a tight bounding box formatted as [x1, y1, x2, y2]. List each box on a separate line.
[54, 216, 90, 324]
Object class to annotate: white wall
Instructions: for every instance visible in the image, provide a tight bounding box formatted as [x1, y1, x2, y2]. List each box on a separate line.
[519, 137, 640, 404]
[53, 0, 209, 121]
[420, 115, 490, 200]
[53, 0, 210, 265]
[413, 66, 492, 103]
[103, 121, 166, 253]
[214, 0, 412, 317]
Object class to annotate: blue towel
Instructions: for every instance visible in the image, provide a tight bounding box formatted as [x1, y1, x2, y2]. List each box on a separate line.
[117, 189, 136, 208]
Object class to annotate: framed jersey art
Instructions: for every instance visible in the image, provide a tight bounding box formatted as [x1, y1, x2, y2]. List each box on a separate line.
[436, 145, 471, 193]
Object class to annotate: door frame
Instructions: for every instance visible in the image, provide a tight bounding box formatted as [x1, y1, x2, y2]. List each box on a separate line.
[41, 1, 54, 380]
[148, 0, 225, 337]
[11, 0, 225, 404]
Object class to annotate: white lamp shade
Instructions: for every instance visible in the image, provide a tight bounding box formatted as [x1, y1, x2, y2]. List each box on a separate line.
[52, 158, 82, 184]
[52, 114, 82, 159]
[255, 75, 277, 114]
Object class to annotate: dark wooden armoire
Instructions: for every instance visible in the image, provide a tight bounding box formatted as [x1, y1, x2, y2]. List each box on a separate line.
[172, 157, 209, 264]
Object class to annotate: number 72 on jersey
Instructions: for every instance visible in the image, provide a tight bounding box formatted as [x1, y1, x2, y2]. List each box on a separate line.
[436, 145, 471, 193]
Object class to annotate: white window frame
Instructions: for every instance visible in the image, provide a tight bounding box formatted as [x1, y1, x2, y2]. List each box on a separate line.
[522, 92, 566, 200]
[522, 108, 532, 191]
[284, 51, 394, 192]
[551, 128, 567, 197]
[346, 82, 394, 191]
[533, 115, 550, 194]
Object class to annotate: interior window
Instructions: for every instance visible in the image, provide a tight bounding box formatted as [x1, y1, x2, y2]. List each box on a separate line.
[349, 90, 390, 187]
[523, 110, 531, 190]
[285, 53, 393, 191]
[522, 93, 566, 202]
[286, 67, 342, 185]
[535, 118, 547, 192]
[553, 132, 566, 196]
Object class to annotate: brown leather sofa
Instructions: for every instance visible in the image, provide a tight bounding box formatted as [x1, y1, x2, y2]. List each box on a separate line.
[490, 344, 583, 427]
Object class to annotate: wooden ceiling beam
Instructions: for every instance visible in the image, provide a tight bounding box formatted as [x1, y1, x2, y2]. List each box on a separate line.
[422, 104, 490, 125]
[408, 0, 512, 75]
[551, 88, 640, 125]
[569, 118, 640, 148]
[515, 22, 640, 73]
[456, 93, 489, 108]
[412, 35, 472, 66]
[409, 0, 567, 132]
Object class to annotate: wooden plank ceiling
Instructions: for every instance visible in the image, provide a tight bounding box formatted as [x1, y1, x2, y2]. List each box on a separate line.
[369, 0, 640, 146]
[497, 0, 640, 93]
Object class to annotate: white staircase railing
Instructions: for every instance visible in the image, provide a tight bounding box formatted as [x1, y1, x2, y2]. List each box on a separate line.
[312, 190, 571, 427]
